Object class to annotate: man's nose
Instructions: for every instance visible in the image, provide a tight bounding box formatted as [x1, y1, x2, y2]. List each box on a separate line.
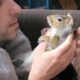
[10, 2, 21, 17]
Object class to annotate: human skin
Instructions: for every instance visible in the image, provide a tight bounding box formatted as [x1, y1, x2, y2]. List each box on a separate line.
[76, 28, 80, 47]
[0, 0, 21, 41]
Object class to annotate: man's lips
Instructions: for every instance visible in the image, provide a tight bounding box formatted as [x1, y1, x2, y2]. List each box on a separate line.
[9, 21, 19, 31]
[9, 20, 19, 26]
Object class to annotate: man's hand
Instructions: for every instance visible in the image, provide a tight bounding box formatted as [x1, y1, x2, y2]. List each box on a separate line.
[28, 33, 76, 80]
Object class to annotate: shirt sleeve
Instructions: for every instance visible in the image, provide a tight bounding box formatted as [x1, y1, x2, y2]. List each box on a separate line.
[0, 48, 18, 80]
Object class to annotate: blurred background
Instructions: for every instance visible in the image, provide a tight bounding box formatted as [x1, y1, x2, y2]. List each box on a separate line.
[14, 0, 80, 10]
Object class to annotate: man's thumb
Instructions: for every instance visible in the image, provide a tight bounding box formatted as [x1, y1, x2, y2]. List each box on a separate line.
[33, 42, 47, 53]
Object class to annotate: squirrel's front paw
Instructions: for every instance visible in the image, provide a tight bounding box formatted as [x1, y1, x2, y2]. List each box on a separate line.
[41, 27, 50, 35]
[38, 35, 49, 44]
[38, 28, 51, 44]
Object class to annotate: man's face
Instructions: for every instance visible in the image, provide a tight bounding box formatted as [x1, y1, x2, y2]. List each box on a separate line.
[0, 0, 21, 41]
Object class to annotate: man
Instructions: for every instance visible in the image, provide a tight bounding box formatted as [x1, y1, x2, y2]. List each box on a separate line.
[0, 0, 79, 80]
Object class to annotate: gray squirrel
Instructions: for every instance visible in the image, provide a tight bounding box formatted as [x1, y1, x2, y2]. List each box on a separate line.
[17, 13, 78, 80]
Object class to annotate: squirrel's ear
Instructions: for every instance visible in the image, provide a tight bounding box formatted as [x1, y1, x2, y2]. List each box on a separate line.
[67, 13, 72, 18]
[67, 13, 74, 26]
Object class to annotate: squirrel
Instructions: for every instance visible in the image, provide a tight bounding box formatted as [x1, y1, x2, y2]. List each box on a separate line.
[38, 13, 77, 50]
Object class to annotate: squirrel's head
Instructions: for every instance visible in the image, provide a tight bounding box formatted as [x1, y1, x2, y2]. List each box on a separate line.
[47, 13, 74, 29]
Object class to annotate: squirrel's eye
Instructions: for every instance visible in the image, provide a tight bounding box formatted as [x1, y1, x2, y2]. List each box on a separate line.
[57, 17, 62, 22]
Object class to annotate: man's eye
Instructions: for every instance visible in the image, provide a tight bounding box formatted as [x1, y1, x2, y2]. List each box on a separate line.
[57, 17, 62, 22]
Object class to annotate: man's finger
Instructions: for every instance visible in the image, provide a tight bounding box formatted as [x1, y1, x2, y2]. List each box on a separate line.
[62, 40, 76, 62]
[76, 40, 80, 47]
[76, 27, 80, 35]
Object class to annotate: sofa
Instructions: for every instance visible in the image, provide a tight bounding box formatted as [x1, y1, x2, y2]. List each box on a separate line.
[0, 9, 80, 80]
